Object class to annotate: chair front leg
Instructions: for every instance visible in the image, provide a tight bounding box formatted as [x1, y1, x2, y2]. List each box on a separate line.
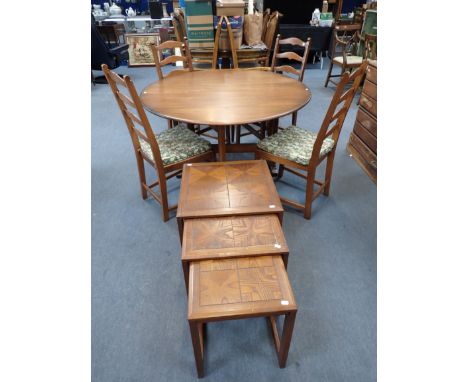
[158, 172, 170, 222]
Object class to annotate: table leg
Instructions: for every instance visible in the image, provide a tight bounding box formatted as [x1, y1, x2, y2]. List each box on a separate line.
[218, 126, 226, 162]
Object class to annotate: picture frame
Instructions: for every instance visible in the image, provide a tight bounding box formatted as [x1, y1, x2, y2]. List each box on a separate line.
[125, 33, 161, 67]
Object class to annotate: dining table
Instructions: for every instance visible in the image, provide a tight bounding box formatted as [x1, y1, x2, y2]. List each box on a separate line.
[140, 69, 312, 161]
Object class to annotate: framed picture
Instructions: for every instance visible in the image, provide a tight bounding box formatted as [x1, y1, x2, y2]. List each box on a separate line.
[125, 33, 161, 67]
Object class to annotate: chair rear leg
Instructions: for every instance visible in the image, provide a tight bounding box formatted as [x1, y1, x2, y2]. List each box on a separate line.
[323, 151, 336, 196]
[136, 153, 148, 200]
[324, 60, 334, 87]
[159, 174, 170, 222]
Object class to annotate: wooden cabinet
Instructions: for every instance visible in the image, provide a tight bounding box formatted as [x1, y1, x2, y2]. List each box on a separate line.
[347, 60, 377, 183]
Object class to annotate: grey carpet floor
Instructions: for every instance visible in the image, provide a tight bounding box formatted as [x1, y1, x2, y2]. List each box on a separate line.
[91, 60, 376, 382]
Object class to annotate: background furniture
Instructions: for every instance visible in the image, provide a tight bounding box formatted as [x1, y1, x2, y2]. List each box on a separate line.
[256, 61, 368, 219]
[347, 60, 377, 183]
[91, 15, 129, 84]
[324, 23, 362, 87]
[176, 160, 284, 241]
[188, 255, 297, 378]
[101, 65, 213, 221]
[278, 24, 333, 66]
[140, 69, 311, 161]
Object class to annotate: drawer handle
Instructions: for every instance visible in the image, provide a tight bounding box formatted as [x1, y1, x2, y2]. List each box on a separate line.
[370, 160, 377, 169]
[367, 68, 371, 74]
[362, 120, 371, 128]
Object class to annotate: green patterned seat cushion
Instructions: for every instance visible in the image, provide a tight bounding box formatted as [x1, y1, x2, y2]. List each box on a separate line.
[138, 124, 211, 166]
[257, 126, 335, 166]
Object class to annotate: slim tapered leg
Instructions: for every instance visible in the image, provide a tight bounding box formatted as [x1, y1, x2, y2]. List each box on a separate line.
[189, 321, 204, 378]
[278, 311, 297, 368]
[324, 59, 334, 87]
[323, 151, 336, 196]
[135, 153, 148, 199]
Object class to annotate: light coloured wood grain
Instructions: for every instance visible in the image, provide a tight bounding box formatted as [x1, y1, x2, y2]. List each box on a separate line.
[140, 69, 311, 126]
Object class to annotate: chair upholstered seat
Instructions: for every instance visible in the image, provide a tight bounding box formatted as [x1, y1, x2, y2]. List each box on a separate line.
[257, 126, 335, 166]
[139, 124, 212, 165]
[332, 55, 363, 65]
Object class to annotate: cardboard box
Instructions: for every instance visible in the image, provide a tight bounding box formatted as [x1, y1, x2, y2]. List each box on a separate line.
[216, 0, 245, 16]
[185, 0, 215, 48]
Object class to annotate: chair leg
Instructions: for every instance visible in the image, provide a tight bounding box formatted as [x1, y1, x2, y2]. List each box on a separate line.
[291, 111, 297, 126]
[159, 175, 170, 222]
[236, 125, 241, 144]
[277, 164, 285, 180]
[304, 170, 316, 220]
[323, 152, 336, 196]
[136, 153, 148, 200]
[324, 59, 334, 87]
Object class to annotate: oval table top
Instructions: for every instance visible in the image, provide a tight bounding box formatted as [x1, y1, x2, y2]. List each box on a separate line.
[140, 69, 311, 126]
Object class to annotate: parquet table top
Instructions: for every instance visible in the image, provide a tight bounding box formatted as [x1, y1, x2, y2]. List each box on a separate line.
[177, 160, 283, 220]
[188, 255, 296, 321]
[182, 214, 288, 262]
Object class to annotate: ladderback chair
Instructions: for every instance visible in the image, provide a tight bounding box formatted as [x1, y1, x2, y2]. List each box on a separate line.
[150, 38, 193, 81]
[324, 24, 362, 87]
[271, 34, 311, 125]
[235, 33, 310, 143]
[150, 38, 194, 128]
[256, 60, 369, 219]
[101, 64, 213, 221]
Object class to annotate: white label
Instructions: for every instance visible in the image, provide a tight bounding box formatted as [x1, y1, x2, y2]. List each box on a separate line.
[281, 300, 289, 306]
[274, 244, 281, 249]
[269, 204, 276, 208]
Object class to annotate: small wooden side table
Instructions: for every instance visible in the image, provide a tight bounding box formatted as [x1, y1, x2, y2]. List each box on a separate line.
[188, 255, 298, 378]
[181, 214, 289, 291]
[176, 160, 284, 242]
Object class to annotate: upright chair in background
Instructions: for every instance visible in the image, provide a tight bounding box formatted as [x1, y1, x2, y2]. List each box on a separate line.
[324, 24, 362, 87]
[256, 61, 368, 219]
[236, 34, 311, 143]
[150, 38, 193, 128]
[101, 64, 213, 222]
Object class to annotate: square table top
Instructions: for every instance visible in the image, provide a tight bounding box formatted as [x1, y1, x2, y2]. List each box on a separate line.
[177, 160, 283, 220]
[182, 214, 288, 263]
[188, 255, 297, 322]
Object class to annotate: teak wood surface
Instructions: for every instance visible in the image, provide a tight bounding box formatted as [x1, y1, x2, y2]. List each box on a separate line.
[188, 255, 297, 377]
[176, 160, 284, 241]
[140, 69, 311, 126]
[181, 214, 289, 290]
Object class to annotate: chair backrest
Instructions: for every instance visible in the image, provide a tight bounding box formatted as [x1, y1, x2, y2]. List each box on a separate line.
[310, 60, 368, 167]
[150, 38, 193, 80]
[263, 11, 280, 53]
[212, 15, 238, 69]
[101, 63, 166, 172]
[261, 8, 271, 42]
[363, 33, 377, 60]
[172, 13, 186, 42]
[330, 24, 361, 59]
[270, 34, 311, 82]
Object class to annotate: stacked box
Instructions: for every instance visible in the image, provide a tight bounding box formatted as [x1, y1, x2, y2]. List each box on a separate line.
[185, 0, 215, 48]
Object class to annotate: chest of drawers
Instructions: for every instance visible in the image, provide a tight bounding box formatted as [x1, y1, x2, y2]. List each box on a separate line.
[347, 60, 377, 183]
